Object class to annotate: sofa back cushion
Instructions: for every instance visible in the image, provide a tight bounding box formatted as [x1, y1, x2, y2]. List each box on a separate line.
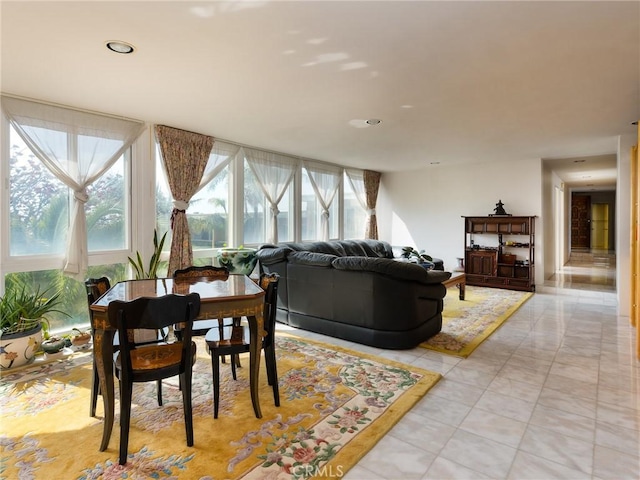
[257, 239, 394, 262]
[331, 257, 451, 285]
[339, 239, 394, 258]
[288, 251, 337, 267]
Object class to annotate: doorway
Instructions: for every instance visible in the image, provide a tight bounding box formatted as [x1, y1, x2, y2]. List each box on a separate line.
[591, 203, 609, 250]
[550, 190, 617, 292]
[571, 194, 591, 249]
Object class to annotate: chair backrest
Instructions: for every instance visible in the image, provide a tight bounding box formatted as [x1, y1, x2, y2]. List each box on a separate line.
[173, 265, 229, 280]
[108, 293, 201, 374]
[85, 277, 112, 307]
[260, 273, 280, 346]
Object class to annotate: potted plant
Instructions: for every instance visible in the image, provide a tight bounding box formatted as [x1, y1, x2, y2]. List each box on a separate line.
[215, 245, 258, 275]
[400, 246, 435, 270]
[41, 335, 67, 355]
[70, 327, 91, 347]
[128, 229, 167, 279]
[0, 285, 68, 369]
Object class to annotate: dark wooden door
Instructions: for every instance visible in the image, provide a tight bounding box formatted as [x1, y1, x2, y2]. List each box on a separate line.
[571, 194, 591, 249]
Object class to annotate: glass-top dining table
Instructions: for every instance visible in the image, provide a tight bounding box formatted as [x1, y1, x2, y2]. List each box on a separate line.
[89, 275, 266, 452]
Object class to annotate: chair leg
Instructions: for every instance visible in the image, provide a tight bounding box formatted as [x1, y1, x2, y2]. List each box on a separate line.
[156, 379, 163, 406]
[181, 371, 194, 446]
[90, 360, 100, 417]
[265, 345, 280, 407]
[218, 319, 226, 364]
[211, 352, 221, 419]
[231, 353, 238, 380]
[232, 318, 242, 368]
[118, 380, 134, 465]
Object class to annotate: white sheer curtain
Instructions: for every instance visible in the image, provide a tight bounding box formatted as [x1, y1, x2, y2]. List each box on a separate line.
[243, 147, 298, 244]
[1, 95, 145, 279]
[194, 140, 240, 194]
[345, 168, 368, 211]
[303, 160, 343, 241]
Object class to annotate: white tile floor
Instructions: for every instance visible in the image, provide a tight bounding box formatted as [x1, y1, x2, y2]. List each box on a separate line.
[281, 256, 639, 479]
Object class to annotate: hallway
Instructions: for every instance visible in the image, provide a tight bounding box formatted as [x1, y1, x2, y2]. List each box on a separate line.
[544, 249, 616, 293]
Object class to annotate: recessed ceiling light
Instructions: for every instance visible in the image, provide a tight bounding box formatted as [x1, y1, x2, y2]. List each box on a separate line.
[366, 119, 381, 126]
[106, 40, 135, 54]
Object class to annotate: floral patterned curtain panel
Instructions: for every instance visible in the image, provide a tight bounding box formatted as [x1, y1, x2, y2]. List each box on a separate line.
[363, 170, 381, 239]
[155, 125, 213, 275]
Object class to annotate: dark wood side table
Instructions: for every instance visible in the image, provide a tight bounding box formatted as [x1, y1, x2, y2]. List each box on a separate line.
[443, 271, 466, 300]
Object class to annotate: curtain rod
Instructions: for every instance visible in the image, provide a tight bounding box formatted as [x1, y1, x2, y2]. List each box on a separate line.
[0, 92, 146, 125]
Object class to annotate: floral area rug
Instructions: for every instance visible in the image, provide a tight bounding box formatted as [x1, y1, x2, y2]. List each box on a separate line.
[421, 286, 533, 357]
[0, 334, 440, 479]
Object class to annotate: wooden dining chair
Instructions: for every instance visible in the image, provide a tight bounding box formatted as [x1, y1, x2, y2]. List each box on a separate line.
[108, 293, 200, 465]
[86, 277, 167, 417]
[172, 265, 232, 338]
[204, 273, 280, 418]
[173, 265, 240, 365]
[85, 277, 112, 418]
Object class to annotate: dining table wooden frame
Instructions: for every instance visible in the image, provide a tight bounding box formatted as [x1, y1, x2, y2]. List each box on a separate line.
[89, 275, 265, 452]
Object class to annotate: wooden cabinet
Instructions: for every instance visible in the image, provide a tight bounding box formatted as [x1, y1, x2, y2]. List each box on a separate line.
[463, 216, 535, 292]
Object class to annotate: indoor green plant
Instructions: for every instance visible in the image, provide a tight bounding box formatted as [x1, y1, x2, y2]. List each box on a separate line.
[128, 229, 167, 279]
[400, 246, 433, 264]
[0, 285, 68, 369]
[216, 245, 258, 275]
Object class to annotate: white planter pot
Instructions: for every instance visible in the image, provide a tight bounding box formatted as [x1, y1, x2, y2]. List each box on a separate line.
[216, 248, 258, 275]
[0, 323, 43, 369]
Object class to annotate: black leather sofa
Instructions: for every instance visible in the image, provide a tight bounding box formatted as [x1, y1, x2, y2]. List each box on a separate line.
[255, 239, 451, 349]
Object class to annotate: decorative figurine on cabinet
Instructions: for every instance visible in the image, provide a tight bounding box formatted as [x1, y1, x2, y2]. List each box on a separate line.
[491, 200, 510, 216]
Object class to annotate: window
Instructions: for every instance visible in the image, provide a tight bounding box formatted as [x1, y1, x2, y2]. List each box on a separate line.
[2, 97, 375, 334]
[9, 127, 69, 255]
[243, 158, 293, 245]
[301, 167, 340, 241]
[343, 171, 367, 239]
[5, 125, 130, 329]
[156, 144, 233, 253]
[3, 99, 136, 332]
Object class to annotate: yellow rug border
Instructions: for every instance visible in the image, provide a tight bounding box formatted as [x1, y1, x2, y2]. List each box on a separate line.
[277, 332, 442, 479]
[422, 290, 533, 358]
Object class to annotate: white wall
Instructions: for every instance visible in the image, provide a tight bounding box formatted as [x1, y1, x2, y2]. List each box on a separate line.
[378, 158, 544, 285]
[617, 133, 635, 317]
[541, 164, 566, 278]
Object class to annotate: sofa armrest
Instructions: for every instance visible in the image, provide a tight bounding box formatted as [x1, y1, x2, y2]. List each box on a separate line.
[256, 245, 294, 265]
[288, 251, 338, 267]
[331, 257, 451, 285]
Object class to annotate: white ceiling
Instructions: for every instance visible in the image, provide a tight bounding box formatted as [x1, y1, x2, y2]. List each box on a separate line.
[1, 1, 638, 189]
